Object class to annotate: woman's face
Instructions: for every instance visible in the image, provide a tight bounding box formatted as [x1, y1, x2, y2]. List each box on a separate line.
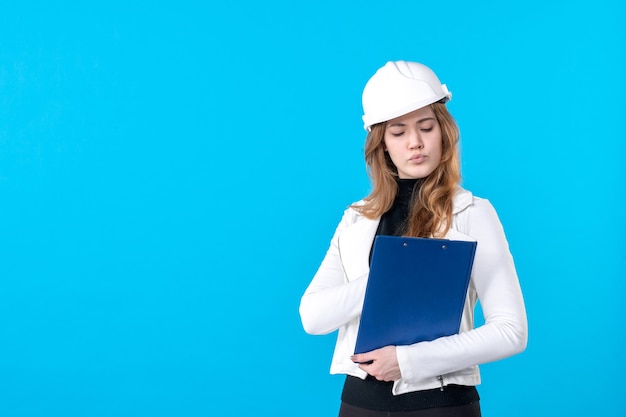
[383, 106, 442, 179]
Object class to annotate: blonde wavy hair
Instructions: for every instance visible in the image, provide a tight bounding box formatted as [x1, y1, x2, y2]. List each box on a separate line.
[353, 102, 461, 238]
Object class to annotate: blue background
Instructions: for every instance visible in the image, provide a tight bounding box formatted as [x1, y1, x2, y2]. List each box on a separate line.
[1, 1, 624, 416]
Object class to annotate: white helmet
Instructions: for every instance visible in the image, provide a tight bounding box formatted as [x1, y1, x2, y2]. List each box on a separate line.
[361, 61, 452, 131]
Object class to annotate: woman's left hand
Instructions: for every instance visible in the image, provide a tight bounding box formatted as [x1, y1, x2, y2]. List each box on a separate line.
[351, 346, 401, 382]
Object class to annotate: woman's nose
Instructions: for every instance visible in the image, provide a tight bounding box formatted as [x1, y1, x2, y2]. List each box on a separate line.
[408, 132, 423, 149]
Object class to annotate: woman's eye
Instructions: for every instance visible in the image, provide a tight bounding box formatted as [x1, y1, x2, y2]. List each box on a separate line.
[421, 127, 434, 132]
[390, 132, 404, 137]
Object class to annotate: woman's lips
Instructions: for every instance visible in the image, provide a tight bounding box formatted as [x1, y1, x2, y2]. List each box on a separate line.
[409, 154, 426, 163]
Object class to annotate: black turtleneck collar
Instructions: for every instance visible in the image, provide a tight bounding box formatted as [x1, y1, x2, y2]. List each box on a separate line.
[396, 178, 421, 205]
[376, 178, 423, 237]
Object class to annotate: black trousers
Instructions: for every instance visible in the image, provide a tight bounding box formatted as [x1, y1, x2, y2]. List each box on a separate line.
[338, 401, 481, 417]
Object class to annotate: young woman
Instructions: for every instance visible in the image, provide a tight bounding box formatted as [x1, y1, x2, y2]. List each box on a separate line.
[299, 61, 528, 417]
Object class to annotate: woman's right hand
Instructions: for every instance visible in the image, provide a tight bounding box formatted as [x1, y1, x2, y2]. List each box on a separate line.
[351, 346, 401, 382]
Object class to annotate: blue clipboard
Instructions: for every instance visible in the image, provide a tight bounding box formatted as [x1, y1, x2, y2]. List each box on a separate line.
[354, 235, 477, 355]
